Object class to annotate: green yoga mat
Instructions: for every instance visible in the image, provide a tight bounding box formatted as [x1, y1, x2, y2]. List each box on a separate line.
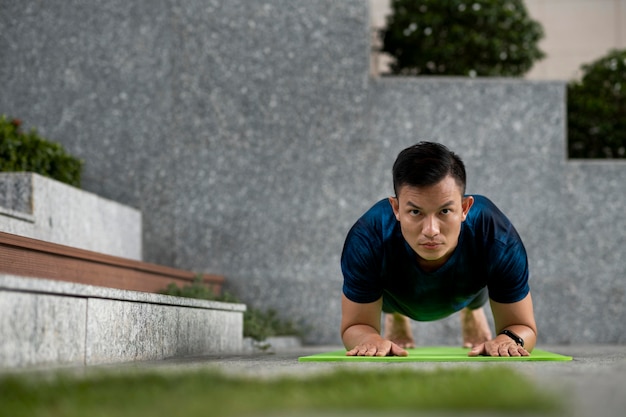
[299, 346, 572, 362]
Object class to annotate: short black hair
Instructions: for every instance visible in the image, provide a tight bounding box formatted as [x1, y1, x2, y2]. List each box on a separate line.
[392, 142, 467, 196]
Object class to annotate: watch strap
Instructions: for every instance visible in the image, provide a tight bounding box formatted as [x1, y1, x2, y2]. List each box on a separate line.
[499, 329, 524, 347]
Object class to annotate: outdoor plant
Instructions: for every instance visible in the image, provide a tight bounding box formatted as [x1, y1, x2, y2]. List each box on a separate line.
[159, 276, 303, 343]
[379, 0, 545, 76]
[242, 307, 303, 343]
[567, 48, 626, 158]
[159, 276, 239, 303]
[0, 115, 83, 187]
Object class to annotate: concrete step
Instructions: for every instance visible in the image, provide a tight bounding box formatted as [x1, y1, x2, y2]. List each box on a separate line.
[0, 274, 246, 370]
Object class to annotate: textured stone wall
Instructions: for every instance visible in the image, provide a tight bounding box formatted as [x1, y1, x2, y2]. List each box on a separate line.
[1, 0, 624, 345]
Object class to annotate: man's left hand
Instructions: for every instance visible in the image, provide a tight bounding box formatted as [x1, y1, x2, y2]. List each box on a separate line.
[468, 339, 529, 357]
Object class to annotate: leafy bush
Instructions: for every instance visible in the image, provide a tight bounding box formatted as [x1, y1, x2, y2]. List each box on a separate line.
[0, 115, 83, 187]
[160, 276, 303, 342]
[567, 49, 626, 158]
[159, 277, 239, 303]
[379, 0, 545, 76]
[243, 307, 303, 342]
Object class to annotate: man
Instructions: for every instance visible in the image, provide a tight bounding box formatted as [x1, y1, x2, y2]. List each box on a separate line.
[340, 142, 536, 357]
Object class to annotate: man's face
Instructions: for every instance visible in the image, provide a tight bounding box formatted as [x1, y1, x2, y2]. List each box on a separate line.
[389, 175, 474, 271]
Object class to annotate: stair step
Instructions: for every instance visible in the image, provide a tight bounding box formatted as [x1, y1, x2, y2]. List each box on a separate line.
[0, 233, 244, 370]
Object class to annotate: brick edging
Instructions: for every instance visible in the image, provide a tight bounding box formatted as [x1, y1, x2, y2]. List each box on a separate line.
[0, 231, 223, 294]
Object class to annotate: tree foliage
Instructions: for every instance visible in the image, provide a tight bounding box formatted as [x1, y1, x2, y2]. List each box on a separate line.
[379, 0, 545, 76]
[568, 49, 626, 158]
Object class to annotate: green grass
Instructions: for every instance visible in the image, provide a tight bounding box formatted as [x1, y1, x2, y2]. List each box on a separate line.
[0, 367, 561, 417]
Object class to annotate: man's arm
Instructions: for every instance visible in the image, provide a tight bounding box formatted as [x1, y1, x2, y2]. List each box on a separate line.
[468, 292, 537, 357]
[341, 294, 408, 357]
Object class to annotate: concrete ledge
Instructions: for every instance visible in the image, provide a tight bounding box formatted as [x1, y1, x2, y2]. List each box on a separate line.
[0, 173, 142, 260]
[0, 275, 246, 370]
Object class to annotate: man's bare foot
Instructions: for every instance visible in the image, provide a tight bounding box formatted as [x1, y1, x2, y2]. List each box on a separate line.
[460, 307, 492, 348]
[383, 313, 416, 348]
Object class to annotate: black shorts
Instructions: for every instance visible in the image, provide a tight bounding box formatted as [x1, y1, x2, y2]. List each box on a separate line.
[382, 286, 489, 315]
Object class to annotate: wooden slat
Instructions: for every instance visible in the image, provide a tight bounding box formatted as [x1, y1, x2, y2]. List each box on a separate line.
[0, 231, 223, 294]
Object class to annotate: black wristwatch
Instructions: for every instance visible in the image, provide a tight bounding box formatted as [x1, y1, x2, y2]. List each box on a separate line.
[499, 329, 524, 347]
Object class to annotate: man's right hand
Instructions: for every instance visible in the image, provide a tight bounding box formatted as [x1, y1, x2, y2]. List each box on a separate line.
[345, 335, 408, 357]
[341, 295, 409, 357]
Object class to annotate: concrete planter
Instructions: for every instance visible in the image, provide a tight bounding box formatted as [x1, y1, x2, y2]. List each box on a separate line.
[0, 172, 141, 260]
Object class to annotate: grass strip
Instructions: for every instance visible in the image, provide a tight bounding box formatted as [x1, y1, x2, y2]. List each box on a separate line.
[0, 366, 561, 417]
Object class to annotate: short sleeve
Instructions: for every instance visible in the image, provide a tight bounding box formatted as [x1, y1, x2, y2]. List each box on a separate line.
[341, 219, 385, 304]
[486, 236, 530, 303]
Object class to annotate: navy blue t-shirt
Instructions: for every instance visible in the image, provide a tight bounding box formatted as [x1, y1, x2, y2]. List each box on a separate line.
[341, 195, 530, 322]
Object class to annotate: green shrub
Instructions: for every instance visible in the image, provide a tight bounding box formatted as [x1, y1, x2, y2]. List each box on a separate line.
[159, 276, 239, 303]
[0, 115, 83, 187]
[243, 307, 303, 342]
[567, 49, 626, 158]
[379, 0, 545, 76]
[159, 276, 303, 342]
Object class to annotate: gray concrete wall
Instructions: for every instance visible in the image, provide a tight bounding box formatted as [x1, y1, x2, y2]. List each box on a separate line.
[1, 0, 624, 345]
